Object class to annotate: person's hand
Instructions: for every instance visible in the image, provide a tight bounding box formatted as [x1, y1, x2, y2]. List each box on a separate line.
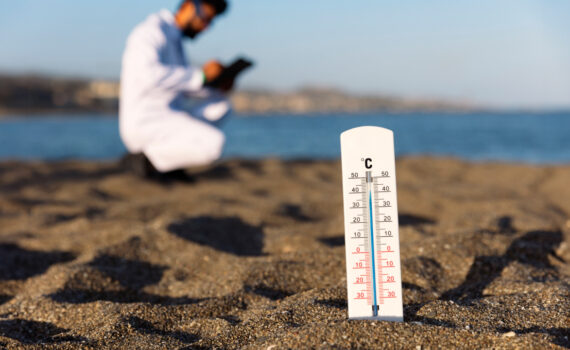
[202, 59, 234, 92]
[202, 60, 224, 83]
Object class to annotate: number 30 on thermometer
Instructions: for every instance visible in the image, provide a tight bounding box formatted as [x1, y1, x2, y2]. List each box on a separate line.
[340, 126, 403, 321]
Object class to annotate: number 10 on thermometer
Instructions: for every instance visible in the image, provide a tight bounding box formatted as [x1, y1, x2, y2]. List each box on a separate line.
[340, 126, 403, 321]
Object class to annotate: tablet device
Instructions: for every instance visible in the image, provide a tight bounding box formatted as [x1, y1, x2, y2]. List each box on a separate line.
[205, 57, 254, 88]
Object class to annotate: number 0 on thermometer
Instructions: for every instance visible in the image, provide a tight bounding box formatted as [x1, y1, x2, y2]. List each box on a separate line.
[340, 126, 403, 321]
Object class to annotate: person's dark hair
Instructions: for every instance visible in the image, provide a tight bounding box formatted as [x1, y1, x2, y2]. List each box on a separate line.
[203, 0, 228, 15]
[181, 0, 228, 15]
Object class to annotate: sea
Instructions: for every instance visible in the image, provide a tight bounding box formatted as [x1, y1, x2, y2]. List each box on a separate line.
[0, 111, 569, 164]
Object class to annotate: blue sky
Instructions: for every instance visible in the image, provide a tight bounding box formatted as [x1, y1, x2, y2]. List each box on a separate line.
[0, 0, 569, 109]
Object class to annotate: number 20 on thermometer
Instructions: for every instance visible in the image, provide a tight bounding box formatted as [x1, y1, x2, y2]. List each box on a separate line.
[340, 126, 403, 321]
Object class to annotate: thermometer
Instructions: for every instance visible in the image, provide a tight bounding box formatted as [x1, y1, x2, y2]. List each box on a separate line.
[340, 126, 403, 321]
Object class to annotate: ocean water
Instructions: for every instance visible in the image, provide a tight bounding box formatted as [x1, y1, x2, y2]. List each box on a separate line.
[0, 112, 568, 164]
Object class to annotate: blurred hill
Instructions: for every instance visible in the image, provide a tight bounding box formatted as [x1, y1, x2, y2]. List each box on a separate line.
[232, 87, 474, 114]
[0, 75, 474, 116]
[0, 75, 119, 115]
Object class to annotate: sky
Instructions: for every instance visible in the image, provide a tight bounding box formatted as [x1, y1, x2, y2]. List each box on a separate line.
[0, 0, 569, 109]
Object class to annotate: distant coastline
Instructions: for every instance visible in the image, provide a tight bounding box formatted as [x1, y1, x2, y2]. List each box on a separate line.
[1, 74, 477, 117]
[0, 75, 119, 117]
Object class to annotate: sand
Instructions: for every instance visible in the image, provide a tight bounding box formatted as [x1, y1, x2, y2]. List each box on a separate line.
[0, 157, 568, 349]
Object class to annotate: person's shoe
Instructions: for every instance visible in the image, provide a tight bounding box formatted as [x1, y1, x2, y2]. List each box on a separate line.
[119, 153, 194, 183]
[119, 153, 155, 178]
[160, 168, 195, 183]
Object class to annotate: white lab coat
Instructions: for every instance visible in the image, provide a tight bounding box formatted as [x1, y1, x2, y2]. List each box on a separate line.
[119, 9, 231, 172]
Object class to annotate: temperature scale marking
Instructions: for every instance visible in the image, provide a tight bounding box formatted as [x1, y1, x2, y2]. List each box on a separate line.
[340, 126, 403, 321]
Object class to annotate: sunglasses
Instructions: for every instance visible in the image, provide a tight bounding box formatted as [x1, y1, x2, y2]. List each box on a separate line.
[192, 0, 213, 25]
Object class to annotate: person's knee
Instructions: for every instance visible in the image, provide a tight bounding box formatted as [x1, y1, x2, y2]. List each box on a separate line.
[142, 122, 226, 171]
[201, 130, 225, 163]
[202, 98, 231, 123]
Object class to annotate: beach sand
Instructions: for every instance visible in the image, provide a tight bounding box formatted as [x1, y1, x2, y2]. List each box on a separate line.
[0, 157, 568, 349]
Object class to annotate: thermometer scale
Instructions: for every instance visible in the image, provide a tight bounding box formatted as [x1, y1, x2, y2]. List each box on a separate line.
[340, 126, 403, 321]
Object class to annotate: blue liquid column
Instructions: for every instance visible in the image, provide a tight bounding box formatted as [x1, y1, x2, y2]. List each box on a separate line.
[366, 170, 378, 316]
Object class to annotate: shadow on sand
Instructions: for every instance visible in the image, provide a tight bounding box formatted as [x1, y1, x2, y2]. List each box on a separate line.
[440, 229, 564, 303]
[1, 164, 123, 193]
[124, 316, 199, 344]
[403, 229, 567, 348]
[167, 216, 264, 256]
[49, 254, 202, 305]
[0, 319, 88, 344]
[0, 243, 76, 281]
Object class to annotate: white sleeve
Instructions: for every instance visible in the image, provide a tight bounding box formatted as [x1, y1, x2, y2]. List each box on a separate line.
[123, 26, 204, 93]
[188, 91, 232, 123]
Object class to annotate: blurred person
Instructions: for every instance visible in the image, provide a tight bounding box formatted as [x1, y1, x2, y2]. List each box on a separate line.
[119, 0, 232, 181]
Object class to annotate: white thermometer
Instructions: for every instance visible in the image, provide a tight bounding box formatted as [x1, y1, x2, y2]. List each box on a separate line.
[340, 126, 403, 321]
